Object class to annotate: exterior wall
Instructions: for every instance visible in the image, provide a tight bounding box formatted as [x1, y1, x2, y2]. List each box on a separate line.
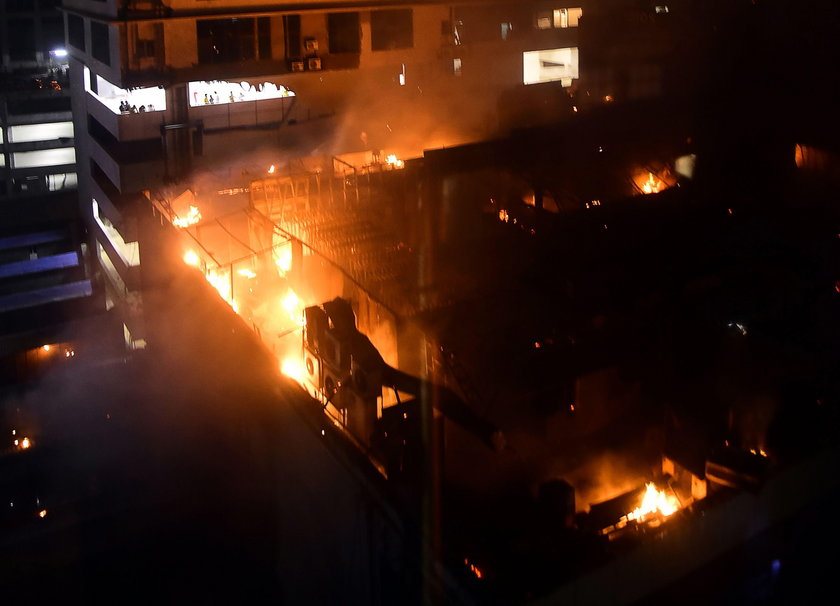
[162, 20, 197, 69]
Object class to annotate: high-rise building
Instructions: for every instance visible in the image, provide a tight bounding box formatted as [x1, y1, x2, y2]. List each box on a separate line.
[0, 0, 86, 360]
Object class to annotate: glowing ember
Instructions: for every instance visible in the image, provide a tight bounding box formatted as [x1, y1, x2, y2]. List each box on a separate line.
[464, 559, 483, 579]
[183, 250, 201, 267]
[38, 509, 47, 518]
[626, 482, 680, 523]
[173, 205, 202, 228]
[20, 437, 31, 450]
[268, 164, 276, 174]
[42, 345, 50, 352]
[385, 154, 405, 169]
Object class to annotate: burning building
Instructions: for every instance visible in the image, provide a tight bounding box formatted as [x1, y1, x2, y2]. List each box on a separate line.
[66, 0, 597, 349]
[51, 0, 840, 602]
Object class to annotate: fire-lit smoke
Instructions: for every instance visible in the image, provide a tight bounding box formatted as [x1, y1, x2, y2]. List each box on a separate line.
[558, 450, 655, 512]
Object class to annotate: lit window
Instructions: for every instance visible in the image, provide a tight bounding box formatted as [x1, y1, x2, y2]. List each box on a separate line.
[97, 241, 127, 293]
[47, 173, 77, 191]
[13, 148, 75, 168]
[9, 122, 73, 143]
[84, 67, 166, 115]
[554, 8, 582, 28]
[655, 6, 670, 14]
[93, 199, 140, 267]
[187, 80, 294, 107]
[523, 47, 579, 86]
[123, 323, 146, 350]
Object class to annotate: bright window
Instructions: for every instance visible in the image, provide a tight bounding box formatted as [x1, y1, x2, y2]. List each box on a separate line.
[188, 80, 294, 107]
[84, 66, 166, 114]
[93, 199, 140, 267]
[47, 172, 77, 191]
[9, 121, 73, 143]
[554, 8, 582, 28]
[13, 147, 75, 168]
[523, 47, 579, 86]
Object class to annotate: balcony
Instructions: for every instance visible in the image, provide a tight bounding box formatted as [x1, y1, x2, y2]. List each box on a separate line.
[87, 90, 168, 142]
[87, 131, 164, 194]
[188, 96, 294, 131]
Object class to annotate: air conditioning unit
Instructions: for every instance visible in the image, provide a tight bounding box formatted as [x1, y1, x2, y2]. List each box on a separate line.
[350, 357, 382, 400]
[322, 368, 347, 409]
[306, 57, 322, 71]
[320, 330, 348, 371]
[304, 38, 319, 53]
[291, 60, 305, 72]
[302, 348, 323, 394]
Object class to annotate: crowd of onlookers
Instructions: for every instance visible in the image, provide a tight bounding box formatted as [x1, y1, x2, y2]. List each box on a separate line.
[118, 100, 155, 113]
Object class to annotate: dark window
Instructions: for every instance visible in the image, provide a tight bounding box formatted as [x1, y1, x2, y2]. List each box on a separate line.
[88, 113, 117, 149]
[6, 0, 34, 13]
[8, 19, 35, 61]
[39, 0, 62, 9]
[371, 9, 413, 51]
[43, 17, 64, 50]
[196, 18, 256, 64]
[135, 39, 155, 58]
[8, 95, 70, 115]
[91, 21, 110, 65]
[327, 12, 360, 54]
[67, 14, 85, 51]
[257, 17, 271, 59]
[283, 14, 301, 60]
[13, 176, 46, 194]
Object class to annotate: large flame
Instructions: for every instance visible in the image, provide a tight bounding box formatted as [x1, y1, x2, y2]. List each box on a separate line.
[173, 205, 202, 228]
[626, 482, 680, 523]
[275, 242, 293, 274]
[205, 267, 235, 310]
[281, 289, 306, 326]
[385, 154, 405, 169]
[183, 249, 201, 267]
[281, 356, 305, 381]
[640, 172, 663, 195]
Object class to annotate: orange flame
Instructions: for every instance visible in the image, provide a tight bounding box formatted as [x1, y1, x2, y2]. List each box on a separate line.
[626, 482, 679, 523]
[173, 205, 202, 228]
[274, 242, 293, 274]
[641, 172, 663, 195]
[281, 289, 305, 326]
[281, 356, 305, 382]
[183, 250, 201, 267]
[385, 154, 405, 169]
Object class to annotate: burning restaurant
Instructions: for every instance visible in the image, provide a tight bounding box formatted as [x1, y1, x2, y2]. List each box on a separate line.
[131, 96, 840, 601]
